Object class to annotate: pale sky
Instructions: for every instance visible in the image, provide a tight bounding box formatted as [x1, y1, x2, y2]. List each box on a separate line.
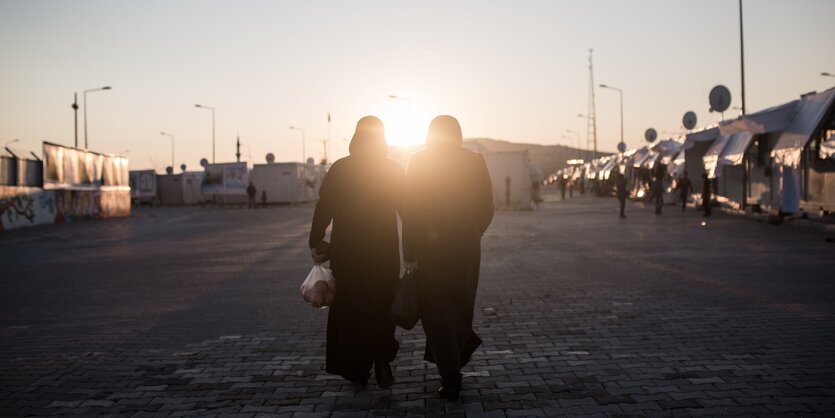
[1, 0, 833, 171]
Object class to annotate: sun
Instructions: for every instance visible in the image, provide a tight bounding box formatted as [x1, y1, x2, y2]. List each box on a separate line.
[382, 109, 427, 148]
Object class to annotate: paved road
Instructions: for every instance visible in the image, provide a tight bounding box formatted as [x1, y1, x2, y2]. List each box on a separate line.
[1, 189, 834, 417]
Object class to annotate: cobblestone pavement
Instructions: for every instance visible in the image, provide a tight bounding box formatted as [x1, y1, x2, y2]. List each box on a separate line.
[1, 188, 834, 417]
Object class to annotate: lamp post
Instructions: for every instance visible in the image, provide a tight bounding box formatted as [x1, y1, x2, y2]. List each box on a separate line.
[599, 84, 624, 151]
[72, 93, 79, 148]
[194, 104, 216, 163]
[83, 86, 112, 149]
[565, 130, 581, 159]
[289, 126, 306, 163]
[160, 132, 175, 170]
[739, 0, 746, 115]
[822, 72, 835, 78]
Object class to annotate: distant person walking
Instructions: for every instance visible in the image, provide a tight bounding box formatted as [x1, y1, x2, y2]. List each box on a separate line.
[308, 116, 404, 389]
[701, 173, 712, 217]
[615, 171, 627, 219]
[650, 175, 664, 215]
[246, 182, 257, 209]
[403, 115, 494, 401]
[559, 175, 567, 200]
[676, 171, 693, 212]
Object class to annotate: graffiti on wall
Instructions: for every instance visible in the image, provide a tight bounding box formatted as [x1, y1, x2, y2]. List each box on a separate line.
[0, 187, 130, 231]
[53, 189, 131, 224]
[0, 187, 56, 231]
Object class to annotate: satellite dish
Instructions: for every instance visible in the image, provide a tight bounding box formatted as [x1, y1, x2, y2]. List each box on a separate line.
[709, 85, 731, 113]
[266, 153, 275, 163]
[199, 158, 209, 168]
[306, 157, 315, 165]
[165, 166, 173, 175]
[645, 128, 657, 143]
[180, 163, 187, 172]
[617, 142, 626, 153]
[682, 111, 697, 130]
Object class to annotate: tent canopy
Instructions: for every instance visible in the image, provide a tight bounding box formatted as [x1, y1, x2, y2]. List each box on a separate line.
[717, 132, 755, 168]
[772, 88, 835, 167]
[821, 134, 835, 160]
[683, 126, 720, 150]
[702, 134, 732, 178]
[719, 100, 798, 135]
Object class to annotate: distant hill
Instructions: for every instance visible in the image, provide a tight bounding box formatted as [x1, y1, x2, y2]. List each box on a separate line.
[465, 138, 611, 175]
[387, 137, 610, 175]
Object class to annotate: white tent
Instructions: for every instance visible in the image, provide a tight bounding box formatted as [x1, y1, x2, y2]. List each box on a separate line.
[821, 134, 835, 160]
[702, 134, 731, 179]
[772, 88, 835, 167]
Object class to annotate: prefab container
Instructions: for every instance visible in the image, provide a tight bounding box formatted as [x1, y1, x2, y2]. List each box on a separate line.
[252, 162, 318, 204]
[483, 151, 532, 210]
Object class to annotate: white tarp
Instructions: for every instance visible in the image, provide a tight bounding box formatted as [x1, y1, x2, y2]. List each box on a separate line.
[667, 150, 685, 178]
[772, 88, 835, 167]
[702, 134, 732, 178]
[650, 139, 683, 167]
[717, 132, 755, 168]
[683, 126, 720, 150]
[719, 100, 798, 135]
[630, 147, 651, 168]
[821, 134, 835, 159]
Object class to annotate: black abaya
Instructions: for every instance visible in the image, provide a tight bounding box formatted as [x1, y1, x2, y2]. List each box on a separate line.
[403, 136, 494, 385]
[308, 124, 404, 382]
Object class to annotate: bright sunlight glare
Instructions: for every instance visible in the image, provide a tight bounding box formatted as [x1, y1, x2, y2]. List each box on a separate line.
[381, 107, 430, 148]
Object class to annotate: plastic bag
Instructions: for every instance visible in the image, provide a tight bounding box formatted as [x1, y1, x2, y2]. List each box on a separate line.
[300, 264, 336, 308]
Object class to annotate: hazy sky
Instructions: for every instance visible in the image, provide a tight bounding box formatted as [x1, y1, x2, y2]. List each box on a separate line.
[1, 0, 833, 171]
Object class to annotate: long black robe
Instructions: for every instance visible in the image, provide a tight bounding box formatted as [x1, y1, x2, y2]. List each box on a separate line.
[403, 145, 494, 384]
[309, 154, 404, 382]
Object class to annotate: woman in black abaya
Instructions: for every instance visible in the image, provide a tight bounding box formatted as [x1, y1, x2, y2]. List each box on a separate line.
[308, 116, 404, 388]
[403, 115, 494, 400]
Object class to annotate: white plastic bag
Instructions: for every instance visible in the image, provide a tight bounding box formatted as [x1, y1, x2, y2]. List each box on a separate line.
[300, 264, 336, 308]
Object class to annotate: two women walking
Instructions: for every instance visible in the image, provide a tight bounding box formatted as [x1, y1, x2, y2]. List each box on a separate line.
[307, 115, 494, 400]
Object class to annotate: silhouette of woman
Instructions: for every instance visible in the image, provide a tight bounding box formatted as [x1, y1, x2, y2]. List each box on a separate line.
[403, 115, 494, 400]
[308, 116, 404, 388]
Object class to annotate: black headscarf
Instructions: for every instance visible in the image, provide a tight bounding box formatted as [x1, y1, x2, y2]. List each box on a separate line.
[426, 115, 463, 149]
[349, 116, 388, 158]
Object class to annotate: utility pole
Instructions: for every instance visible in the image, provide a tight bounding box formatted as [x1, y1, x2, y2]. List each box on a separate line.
[326, 112, 331, 164]
[739, 0, 747, 115]
[72, 93, 79, 148]
[587, 49, 598, 160]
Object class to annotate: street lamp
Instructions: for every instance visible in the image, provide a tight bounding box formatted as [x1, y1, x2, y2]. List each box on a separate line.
[160, 132, 175, 170]
[822, 72, 835, 78]
[83, 86, 112, 149]
[289, 126, 306, 163]
[194, 104, 216, 163]
[599, 84, 624, 151]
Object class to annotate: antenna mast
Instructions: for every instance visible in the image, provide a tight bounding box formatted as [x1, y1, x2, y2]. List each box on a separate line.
[587, 49, 598, 161]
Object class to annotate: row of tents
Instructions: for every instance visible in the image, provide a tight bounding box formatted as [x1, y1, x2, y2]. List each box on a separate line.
[552, 87, 835, 215]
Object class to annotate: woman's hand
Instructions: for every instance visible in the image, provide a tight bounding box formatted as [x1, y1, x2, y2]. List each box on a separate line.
[404, 261, 418, 272]
[311, 248, 327, 264]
